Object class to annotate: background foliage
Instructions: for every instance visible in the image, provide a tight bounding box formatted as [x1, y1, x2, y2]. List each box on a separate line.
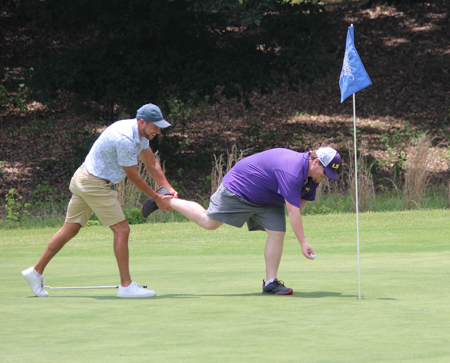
[1, 0, 449, 227]
[23, 0, 332, 112]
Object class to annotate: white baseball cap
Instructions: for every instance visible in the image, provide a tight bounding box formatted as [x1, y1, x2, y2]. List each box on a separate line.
[316, 147, 341, 181]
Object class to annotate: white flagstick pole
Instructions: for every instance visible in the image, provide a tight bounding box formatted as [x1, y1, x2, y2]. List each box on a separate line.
[353, 92, 361, 300]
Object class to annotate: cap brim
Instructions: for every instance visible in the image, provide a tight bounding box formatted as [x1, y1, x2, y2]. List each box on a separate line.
[151, 119, 171, 128]
[324, 168, 338, 181]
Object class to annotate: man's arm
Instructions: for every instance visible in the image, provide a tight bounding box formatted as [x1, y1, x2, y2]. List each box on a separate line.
[139, 147, 178, 197]
[122, 164, 172, 211]
[299, 199, 308, 213]
[286, 199, 315, 260]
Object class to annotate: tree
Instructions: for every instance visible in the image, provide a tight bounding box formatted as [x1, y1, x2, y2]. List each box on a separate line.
[26, 0, 332, 113]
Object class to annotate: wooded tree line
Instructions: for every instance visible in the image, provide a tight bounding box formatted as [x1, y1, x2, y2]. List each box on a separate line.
[2, 0, 438, 116]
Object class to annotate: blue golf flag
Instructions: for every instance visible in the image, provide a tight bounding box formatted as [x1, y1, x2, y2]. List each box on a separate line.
[339, 25, 372, 103]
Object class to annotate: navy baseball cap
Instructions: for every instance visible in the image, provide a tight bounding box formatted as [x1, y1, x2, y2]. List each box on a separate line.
[317, 147, 341, 181]
[136, 103, 171, 128]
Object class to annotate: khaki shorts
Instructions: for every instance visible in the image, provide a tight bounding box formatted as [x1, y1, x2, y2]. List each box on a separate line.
[65, 166, 125, 227]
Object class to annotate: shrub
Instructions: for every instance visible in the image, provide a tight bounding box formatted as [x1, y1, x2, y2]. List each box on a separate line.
[4, 189, 30, 222]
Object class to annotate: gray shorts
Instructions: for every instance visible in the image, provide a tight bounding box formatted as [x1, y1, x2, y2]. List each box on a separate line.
[206, 183, 286, 232]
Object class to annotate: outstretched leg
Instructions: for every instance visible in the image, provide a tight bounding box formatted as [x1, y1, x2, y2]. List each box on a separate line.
[34, 222, 82, 274]
[23, 222, 81, 297]
[169, 199, 223, 230]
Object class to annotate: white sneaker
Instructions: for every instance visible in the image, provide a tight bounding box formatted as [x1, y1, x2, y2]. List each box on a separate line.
[117, 282, 156, 298]
[22, 267, 48, 297]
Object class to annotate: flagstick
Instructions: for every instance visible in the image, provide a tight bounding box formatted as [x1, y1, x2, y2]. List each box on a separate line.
[353, 93, 361, 300]
[341, 23, 371, 300]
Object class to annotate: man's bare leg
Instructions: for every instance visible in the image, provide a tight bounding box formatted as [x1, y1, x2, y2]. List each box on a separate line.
[109, 220, 132, 287]
[264, 230, 285, 281]
[169, 199, 222, 230]
[110, 220, 156, 297]
[34, 222, 82, 274]
[262, 230, 293, 294]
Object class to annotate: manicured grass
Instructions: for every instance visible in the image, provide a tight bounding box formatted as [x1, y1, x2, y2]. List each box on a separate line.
[1, 210, 449, 362]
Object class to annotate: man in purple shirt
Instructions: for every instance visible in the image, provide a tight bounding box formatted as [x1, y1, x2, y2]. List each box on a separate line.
[142, 147, 341, 295]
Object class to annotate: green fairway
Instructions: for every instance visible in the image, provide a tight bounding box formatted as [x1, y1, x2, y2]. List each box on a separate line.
[1, 210, 449, 362]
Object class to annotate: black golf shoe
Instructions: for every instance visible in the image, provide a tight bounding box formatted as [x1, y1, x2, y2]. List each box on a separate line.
[141, 187, 172, 218]
[262, 279, 293, 295]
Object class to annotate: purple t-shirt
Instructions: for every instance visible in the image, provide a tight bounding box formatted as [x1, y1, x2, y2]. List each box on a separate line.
[222, 148, 318, 208]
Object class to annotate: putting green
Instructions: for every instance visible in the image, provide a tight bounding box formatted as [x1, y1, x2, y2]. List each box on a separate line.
[1, 210, 449, 362]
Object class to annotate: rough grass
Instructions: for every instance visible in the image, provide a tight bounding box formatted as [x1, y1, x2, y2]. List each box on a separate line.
[1, 210, 450, 362]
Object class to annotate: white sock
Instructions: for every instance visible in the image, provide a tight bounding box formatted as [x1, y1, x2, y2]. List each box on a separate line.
[33, 269, 43, 278]
[265, 278, 276, 286]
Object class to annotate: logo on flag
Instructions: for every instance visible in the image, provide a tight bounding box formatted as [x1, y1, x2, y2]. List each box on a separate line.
[339, 25, 372, 103]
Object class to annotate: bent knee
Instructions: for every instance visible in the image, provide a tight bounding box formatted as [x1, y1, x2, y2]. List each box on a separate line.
[203, 219, 222, 230]
[62, 222, 82, 239]
[119, 224, 131, 236]
[69, 229, 80, 239]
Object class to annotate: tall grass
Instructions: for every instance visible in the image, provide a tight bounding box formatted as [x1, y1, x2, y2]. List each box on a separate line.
[211, 144, 244, 193]
[347, 146, 376, 213]
[403, 133, 432, 209]
[307, 137, 447, 215]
